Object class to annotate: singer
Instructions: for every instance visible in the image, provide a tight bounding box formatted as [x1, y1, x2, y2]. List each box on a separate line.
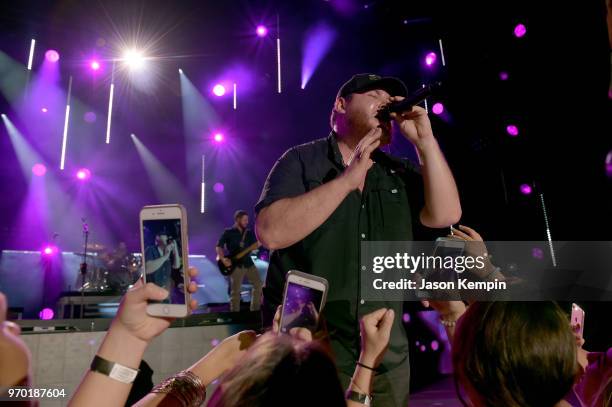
[255, 73, 461, 407]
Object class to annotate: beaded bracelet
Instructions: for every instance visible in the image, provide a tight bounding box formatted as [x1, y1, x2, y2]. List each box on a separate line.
[151, 370, 206, 407]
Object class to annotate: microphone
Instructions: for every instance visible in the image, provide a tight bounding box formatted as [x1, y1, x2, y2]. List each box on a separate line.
[377, 81, 443, 121]
[81, 217, 89, 233]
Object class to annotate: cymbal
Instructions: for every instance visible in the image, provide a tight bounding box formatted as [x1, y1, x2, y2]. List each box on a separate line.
[85, 243, 106, 251]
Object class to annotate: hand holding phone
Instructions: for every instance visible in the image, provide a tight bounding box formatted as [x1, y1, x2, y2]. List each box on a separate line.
[140, 204, 191, 318]
[571, 303, 585, 338]
[279, 271, 328, 334]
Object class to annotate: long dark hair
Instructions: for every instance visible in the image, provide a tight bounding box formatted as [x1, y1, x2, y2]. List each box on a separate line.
[208, 332, 345, 407]
[452, 302, 578, 407]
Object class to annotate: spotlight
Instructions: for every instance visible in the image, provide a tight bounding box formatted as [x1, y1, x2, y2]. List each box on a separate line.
[514, 23, 527, 38]
[606, 150, 612, 177]
[41, 107, 48, 113]
[432, 103, 444, 115]
[213, 182, 225, 193]
[178, 68, 183, 74]
[430, 340, 439, 351]
[499, 71, 509, 81]
[90, 60, 100, 71]
[256, 25, 268, 37]
[45, 49, 60, 63]
[76, 168, 91, 181]
[122, 49, 145, 70]
[520, 183, 532, 195]
[212, 84, 226, 97]
[39, 308, 54, 320]
[402, 313, 410, 323]
[84, 112, 96, 123]
[32, 163, 47, 177]
[424, 52, 437, 66]
[532, 247, 544, 259]
[213, 133, 224, 143]
[506, 124, 519, 137]
[211, 339, 220, 347]
[42, 245, 57, 256]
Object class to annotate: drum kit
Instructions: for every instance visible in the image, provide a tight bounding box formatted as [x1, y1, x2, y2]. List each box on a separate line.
[76, 243, 142, 293]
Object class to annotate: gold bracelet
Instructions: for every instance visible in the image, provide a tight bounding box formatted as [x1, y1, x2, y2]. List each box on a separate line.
[151, 370, 206, 406]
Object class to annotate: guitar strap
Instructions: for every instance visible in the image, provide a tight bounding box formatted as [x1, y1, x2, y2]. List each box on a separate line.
[239, 228, 247, 249]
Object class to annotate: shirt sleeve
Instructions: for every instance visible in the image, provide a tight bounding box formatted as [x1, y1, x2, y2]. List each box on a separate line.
[216, 230, 228, 248]
[255, 148, 306, 214]
[401, 158, 427, 237]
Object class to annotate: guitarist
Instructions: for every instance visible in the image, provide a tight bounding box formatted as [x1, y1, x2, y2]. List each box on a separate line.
[215, 210, 262, 312]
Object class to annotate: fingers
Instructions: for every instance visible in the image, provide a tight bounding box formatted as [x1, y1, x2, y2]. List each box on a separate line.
[421, 300, 430, 308]
[272, 305, 281, 334]
[189, 299, 198, 311]
[362, 139, 381, 160]
[187, 281, 197, 293]
[363, 308, 389, 326]
[188, 266, 199, 278]
[127, 282, 169, 304]
[3, 320, 21, 337]
[457, 225, 477, 238]
[289, 327, 313, 342]
[0, 292, 7, 324]
[379, 309, 395, 334]
[450, 227, 471, 241]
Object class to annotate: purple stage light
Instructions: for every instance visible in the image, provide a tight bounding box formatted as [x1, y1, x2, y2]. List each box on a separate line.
[499, 71, 509, 81]
[42, 246, 57, 256]
[76, 168, 91, 181]
[425, 52, 437, 66]
[520, 183, 532, 195]
[41, 107, 48, 113]
[256, 25, 268, 37]
[39, 308, 54, 320]
[532, 247, 544, 259]
[212, 84, 226, 97]
[402, 313, 411, 323]
[432, 103, 444, 115]
[45, 49, 60, 63]
[506, 124, 519, 137]
[420, 345, 427, 352]
[211, 339, 220, 347]
[213, 182, 225, 193]
[213, 133, 224, 143]
[514, 24, 527, 38]
[84, 112, 97, 123]
[431, 340, 440, 351]
[606, 151, 612, 177]
[90, 60, 100, 71]
[32, 163, 47, 177]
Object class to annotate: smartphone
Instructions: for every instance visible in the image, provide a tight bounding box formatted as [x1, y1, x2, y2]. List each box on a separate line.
[140, 204, 190, 317]
[279, 270, 328, 334]
[571, 303, 585, 338]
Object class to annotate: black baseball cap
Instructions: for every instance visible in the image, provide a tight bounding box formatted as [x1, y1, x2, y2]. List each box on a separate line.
[337, 73, 408, 99]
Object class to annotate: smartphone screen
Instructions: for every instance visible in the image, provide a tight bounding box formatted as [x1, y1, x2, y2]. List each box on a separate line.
[280, 282, 324, 333]
[142, 218, 185, 305]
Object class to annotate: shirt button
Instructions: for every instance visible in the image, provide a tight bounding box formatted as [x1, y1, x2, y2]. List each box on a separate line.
[361, 233, 366, 239]
[360, 299, 365, 305]
[361, 204, 365, 209]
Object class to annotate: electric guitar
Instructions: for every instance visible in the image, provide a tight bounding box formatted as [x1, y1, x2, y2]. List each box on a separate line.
[217, 242, 259, 276]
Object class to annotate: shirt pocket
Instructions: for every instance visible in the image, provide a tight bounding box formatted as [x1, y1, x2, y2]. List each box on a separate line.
[372, 185, 410, 233]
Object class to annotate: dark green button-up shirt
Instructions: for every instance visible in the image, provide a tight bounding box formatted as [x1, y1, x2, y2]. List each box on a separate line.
[255, 132, 424, 375]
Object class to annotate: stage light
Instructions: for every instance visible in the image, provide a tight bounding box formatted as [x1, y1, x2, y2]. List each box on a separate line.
[213, 182, 225, 193]
[256, 25, 268, 37]
[233, 83, 237, 110]
[402, 313, 410, 323]
[76, 168, 91, 181]
[27, 39, 36, 70]
[212, 84, 226, 97]
[520, 183, 532, 195]
[425, 52, 437, 66]
[532, 247, 544, 259]
[499, 71, 509, 81]
[606, 150, 612, 177]
[39, 308, 54, 320]
[178, 68, 183, 74]
[90, 60, 100, 71]
[506, 124, 519, 137]
[514, 23, 527, 38]
[32, 163, 47, 177]
[45, 49, 60, 63]
[42, 245, 57, 256]
[213, 133, 224, 143]
[430, 340, 439, 351]
[211, 339, 220, 347]
[41, 107, 48, 113]
[432, 103, 444, 115]
[122, 49, 145, 70]
[84, 112, 96, 123]
[419, 345, 427, 352]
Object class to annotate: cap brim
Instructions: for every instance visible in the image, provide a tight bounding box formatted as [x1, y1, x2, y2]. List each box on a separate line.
[357, 77, 408, 97]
